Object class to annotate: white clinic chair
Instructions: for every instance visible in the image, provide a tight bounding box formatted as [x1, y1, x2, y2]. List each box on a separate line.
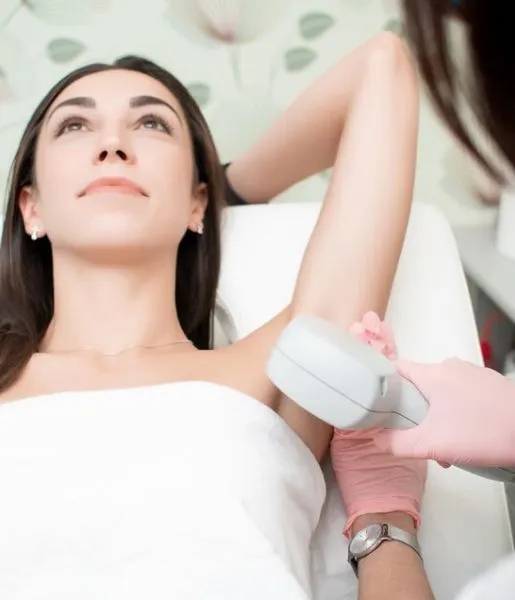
[215, 201, 514, 600]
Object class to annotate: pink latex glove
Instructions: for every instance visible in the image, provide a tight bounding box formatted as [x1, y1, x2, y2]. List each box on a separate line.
[348, 311, 398, 360]
[331, 312, 427, 537]
[374, 358, 515, 467]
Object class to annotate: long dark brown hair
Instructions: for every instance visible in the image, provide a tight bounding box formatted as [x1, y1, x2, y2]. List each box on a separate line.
[0, 56, 225, 392]
[401, 1, 515, 183]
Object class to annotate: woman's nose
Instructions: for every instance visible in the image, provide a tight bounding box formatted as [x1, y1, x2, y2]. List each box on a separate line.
[97, 147, 129, 162]
[95, 133, 135, 164]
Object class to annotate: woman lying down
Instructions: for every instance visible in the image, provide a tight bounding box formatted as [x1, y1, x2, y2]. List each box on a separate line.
[0, 32, 430, 599]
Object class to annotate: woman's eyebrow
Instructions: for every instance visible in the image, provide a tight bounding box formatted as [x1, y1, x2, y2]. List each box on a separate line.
[46, 94, 183, 126]
[46, 96, 95, 122]
[129, 95, 183, 125]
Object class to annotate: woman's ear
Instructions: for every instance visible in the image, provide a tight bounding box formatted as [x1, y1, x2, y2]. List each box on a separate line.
[188, 182, 208, 234]
[18, 186, 45, 237]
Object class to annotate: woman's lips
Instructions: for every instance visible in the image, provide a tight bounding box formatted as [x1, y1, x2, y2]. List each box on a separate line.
[81, 177, 148, 197]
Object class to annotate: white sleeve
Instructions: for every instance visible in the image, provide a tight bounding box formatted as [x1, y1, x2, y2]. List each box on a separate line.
[456, 554, 515, 600]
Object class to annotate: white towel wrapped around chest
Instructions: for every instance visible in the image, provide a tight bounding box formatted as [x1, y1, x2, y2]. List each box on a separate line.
[0, 381, 327, 600]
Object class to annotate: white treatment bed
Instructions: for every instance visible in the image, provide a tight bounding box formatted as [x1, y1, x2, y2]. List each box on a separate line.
[215, 201, 514, 600]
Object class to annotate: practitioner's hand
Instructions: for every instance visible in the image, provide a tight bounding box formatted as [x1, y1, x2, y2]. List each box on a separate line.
[332, 312, 427, 536]
[348, 310, 398, 360]
[374, 358, 515, 467]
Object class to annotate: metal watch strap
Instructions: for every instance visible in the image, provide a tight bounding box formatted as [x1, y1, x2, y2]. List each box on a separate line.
[348, 523, 422, 576]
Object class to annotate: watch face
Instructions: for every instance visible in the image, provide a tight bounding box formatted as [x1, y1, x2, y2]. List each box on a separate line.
[350, 524, 383, 556]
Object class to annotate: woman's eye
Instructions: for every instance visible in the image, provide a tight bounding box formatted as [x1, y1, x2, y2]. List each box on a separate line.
[138, 115, 172, 134]
[55, 118, 88, 136]
[67, 121, 84, 132]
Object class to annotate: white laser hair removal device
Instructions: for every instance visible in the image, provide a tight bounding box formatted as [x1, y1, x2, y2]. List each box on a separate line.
[267, 315, 515, 483]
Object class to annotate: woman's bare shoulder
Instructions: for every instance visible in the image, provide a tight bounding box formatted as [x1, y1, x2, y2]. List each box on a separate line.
[0, 353, 50, 405]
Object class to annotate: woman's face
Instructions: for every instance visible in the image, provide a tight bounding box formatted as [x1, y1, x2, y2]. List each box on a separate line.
[19, 69, 207, 259]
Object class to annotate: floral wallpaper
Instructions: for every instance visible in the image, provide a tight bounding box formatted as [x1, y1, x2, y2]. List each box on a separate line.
[0, 0, 498, 226]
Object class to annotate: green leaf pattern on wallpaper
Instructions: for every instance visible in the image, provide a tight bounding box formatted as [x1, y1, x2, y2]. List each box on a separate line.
[47, 38, 86, 64]
[383, 18, 404, 37]
[284, 48, 318, 72]
[187, 83, 211, 108]
[299, 13, 335, 40]
[282, 12, 334, 73]
[0, 5, 407, 112]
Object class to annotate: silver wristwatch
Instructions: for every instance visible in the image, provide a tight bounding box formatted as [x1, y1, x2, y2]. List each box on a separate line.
[348, 523, 422, 576]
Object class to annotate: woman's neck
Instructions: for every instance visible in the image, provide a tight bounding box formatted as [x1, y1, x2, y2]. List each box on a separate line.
[42, 256, 185, 354]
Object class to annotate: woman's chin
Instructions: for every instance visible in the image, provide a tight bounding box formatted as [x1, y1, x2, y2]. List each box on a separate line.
[54, 230, 176, 265]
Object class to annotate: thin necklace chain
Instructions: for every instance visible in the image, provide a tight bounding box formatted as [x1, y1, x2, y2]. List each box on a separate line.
[40, 339, 193, 357]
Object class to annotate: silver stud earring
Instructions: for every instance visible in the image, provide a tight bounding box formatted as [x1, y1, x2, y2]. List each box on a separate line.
[30, 225, 41, 241]
[196, 223, 204, 235]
